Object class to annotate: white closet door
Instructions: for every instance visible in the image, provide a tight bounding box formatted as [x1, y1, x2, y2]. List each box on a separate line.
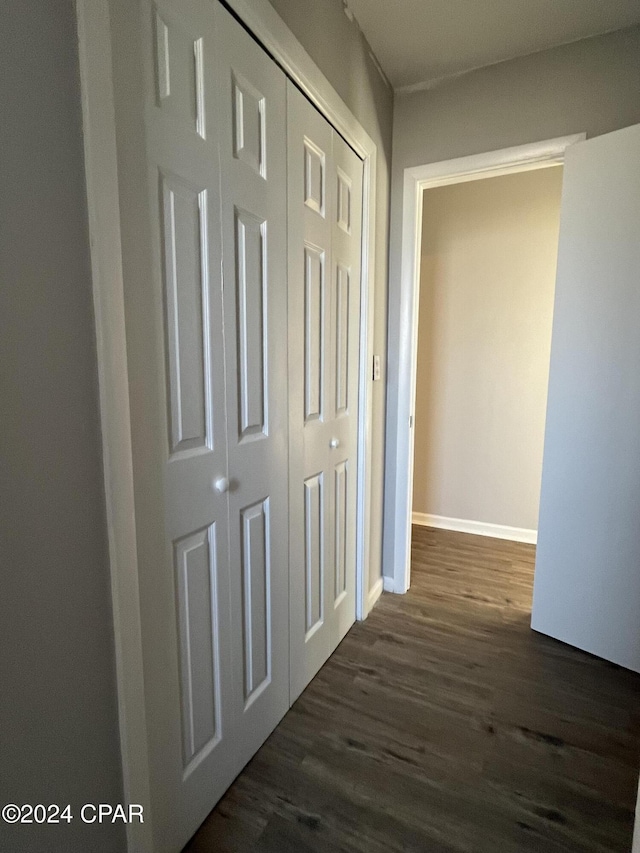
[115, 1, 361, 845]
[138, 1, 235, 850]
[288, 81, 363, 700]
[131, 2, 289, 851]
[331, 129, 364, 643]
[213, 0, 290, 761]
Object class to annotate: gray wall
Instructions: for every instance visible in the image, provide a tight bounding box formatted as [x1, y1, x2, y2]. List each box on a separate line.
[385, 25, 640, 579]
[268, 0, 394, 596]
[0, 2, 124, 851]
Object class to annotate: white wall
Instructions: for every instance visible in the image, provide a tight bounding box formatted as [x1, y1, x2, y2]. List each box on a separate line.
[413, 167, 563, 532]
[268, 0, 393, 596]
[385, 25, 640, 579]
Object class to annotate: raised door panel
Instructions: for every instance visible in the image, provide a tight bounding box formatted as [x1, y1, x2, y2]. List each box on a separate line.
[336, 167, 352, 234]
[235, 209, 267, 439]
[214, 0, 290, 774]
[303, 473, 324, 636]
[335, 262, 350, 417]
[304, 138, 326, 216]
[174, 525, 221, 769]
[153, 5, 206, 138]
[240, 499, 271, 702]
[160, 174, 210, 457]
[232, 74, 266, 177]
[334, 461, 348, 604]
[304, 245, 325, 423]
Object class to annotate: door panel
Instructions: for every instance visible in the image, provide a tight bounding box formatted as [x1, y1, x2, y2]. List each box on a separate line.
[152, 4, 206, 137]
[160, 174, 210, 454]
[304, 472, 324, 636]
[334, 461, 348, 601]
[304, 244, 325, 421]
[288, 82, 363, 700]
[235, 208, 267, 438]
[532, 123, 640, 673]
[288, 85, 333, 696]
[134, 2, 235, 850]
[330, 131, 363, 644]
[214, 0, 290, 760]
[174, 525, 221, 767]
[335, 263, 350, 415]
[240, 498, 270, 702]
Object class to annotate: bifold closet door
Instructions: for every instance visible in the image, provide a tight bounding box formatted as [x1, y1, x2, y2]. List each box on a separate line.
[213, 0, 290, 768]
[138, 2, 233, 850]
[287, 81, 364, 701]
[130, 1, 288, 850]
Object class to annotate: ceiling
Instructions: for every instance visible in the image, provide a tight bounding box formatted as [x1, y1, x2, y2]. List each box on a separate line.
[344, 0, 640, 91]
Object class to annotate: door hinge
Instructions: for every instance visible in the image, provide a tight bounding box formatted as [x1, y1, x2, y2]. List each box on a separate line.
[409, 415, 414, 428]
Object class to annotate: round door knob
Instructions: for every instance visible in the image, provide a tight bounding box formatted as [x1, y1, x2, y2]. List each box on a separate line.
[329, 438, 340, 449]
[214, 476, 230, 494]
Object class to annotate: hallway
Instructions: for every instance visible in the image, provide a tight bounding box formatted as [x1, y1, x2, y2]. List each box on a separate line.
[186, 526, 640, 852]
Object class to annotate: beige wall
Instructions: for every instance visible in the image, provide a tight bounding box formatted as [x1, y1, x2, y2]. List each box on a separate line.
[413, 168, 563, 531]
[385, 25, 640, 575]
[268, 0, 393, 593]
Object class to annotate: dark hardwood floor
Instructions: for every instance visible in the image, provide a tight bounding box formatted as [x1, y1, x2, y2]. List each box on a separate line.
[186, 525, 640, 852]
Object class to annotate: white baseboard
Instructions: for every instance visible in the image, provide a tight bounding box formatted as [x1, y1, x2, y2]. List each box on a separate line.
[411, 512, 537, 545]
[366, 576, 384, 612]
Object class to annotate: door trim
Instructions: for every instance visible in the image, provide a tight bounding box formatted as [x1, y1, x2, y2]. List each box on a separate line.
[76, 4, 153, 851]
[386, 134, 585, 597]
[75, 1, 378, 849]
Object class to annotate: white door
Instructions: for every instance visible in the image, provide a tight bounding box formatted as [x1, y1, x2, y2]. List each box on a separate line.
[213, 0, 290, 772]
[138, 3, 233, 849]
[532, 123, 640, 673]
[287, 82, 364, 700]
[121, 1, 289, 850]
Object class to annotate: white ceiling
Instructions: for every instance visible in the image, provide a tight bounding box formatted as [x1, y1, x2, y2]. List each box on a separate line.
[344, 0, 640, 91]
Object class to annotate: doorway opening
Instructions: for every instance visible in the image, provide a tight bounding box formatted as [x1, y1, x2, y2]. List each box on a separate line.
[411, 165, 563, 562]
[387, 135, 585, 596]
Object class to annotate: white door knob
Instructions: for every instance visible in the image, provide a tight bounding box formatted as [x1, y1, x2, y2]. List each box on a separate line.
[214, 476, 230, 494]
[329, 438, 340, 449]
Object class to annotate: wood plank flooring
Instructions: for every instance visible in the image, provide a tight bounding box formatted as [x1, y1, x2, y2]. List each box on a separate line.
[185, 526, 640, 852]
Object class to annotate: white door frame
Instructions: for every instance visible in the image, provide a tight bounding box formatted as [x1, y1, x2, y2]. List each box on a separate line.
[387, 134, 585, 596]
[75, 1, 378, 850]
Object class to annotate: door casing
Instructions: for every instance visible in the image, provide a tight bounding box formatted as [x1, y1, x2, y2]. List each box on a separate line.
[75, 1, 379, 850]
[386, 134, 585, 598]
